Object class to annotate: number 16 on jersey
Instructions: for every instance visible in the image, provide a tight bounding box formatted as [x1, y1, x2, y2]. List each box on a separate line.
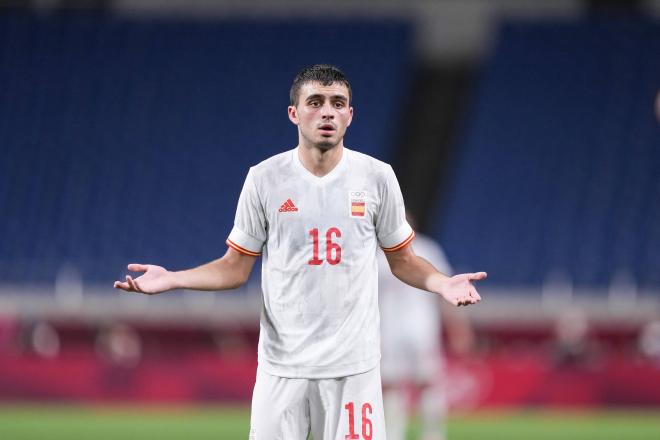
[308, 227, 342, 266]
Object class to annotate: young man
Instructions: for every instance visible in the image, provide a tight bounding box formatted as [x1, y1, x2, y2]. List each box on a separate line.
[114, 64, 486, 439]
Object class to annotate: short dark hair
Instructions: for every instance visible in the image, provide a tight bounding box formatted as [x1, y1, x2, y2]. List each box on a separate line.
[289, 64, 352, 106]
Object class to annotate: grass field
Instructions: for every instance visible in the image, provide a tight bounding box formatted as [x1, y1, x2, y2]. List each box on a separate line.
[1, 405, 659, 440]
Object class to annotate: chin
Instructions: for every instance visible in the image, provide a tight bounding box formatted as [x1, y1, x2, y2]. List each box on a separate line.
[315, 139, 339, 151]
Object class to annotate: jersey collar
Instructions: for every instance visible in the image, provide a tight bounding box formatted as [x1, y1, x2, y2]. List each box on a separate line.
[292, 146, 349, 185]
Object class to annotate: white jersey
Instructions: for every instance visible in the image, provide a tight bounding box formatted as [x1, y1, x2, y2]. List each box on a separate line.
[227, 147, 413, 378]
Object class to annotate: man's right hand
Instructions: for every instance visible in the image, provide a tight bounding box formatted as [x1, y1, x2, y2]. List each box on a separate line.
[113, 264, 177, 295]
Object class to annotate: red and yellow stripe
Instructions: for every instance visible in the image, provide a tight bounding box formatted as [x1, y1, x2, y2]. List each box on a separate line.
[226, 239, 262, 257]
[381, 231, 415, 253]
[351, 202, 365, 217]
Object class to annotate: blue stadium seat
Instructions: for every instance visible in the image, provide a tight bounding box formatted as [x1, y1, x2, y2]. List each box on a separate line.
[433, 19, 660, 290]
[0, 13, 412, 284]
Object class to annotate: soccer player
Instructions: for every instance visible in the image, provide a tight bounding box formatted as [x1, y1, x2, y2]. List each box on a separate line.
[379, 226, 474, 440]
[114, 64, 486, 439]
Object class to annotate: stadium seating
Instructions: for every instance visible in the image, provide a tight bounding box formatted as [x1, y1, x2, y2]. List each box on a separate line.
[433, 18, 660, 289]
[0, 13, 412, 284]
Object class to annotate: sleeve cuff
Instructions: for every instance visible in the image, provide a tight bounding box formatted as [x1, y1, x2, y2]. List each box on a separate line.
[379, 222, 415, 253]
[226, 226, 264, 257]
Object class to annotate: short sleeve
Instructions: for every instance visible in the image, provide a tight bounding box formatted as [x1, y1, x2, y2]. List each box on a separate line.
[226, 168, 267, 256]
[376, 165, 414, 252]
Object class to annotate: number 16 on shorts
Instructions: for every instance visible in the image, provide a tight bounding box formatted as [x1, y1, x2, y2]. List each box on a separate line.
[344, 401, 373, 440]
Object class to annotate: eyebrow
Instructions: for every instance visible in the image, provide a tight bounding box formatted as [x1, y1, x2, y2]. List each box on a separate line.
[305, 94, 348, 103]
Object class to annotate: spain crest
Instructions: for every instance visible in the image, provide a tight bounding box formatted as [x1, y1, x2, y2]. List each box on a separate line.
[349, 191, 367, 217]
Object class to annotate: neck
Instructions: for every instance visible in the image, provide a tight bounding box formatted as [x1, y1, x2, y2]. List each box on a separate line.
[297, 143, 344, 178]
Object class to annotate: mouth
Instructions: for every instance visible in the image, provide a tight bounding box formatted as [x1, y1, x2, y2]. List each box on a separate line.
[318, 124, 336, 136]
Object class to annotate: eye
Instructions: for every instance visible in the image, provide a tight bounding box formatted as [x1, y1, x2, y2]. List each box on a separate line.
[308, 100, 321, 107]
[334, 101, 345, 109]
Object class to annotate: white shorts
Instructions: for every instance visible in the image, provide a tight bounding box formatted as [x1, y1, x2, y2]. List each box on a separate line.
[249, 366, 386, 440]
[380, 314, 441, 384]
[380, 334, 442, 385]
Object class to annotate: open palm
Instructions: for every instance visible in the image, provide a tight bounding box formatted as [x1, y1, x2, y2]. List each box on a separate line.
[113, 264, 175, 295]
[440, 272, 486, 306]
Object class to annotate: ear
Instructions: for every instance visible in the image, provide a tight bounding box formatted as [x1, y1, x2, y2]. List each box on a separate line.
[288, 105, 299, 125]
[346, 106, 354, 127]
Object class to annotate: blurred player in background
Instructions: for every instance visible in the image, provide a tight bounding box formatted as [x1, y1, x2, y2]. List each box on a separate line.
[114, 64, 486, 439]
[379, 217, 474, 440]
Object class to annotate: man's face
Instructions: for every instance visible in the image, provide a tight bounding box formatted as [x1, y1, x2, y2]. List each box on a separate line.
[288, 81, 353, 151]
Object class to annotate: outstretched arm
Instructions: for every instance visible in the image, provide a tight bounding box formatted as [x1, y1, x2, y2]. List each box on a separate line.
[385, 244, 486, 306]
[113, 247, 258, 295]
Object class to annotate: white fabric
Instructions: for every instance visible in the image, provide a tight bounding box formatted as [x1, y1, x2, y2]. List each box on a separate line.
[250, 366, 386, 440]
[378, 234, 452, 383]
[229, 147, 412, 378]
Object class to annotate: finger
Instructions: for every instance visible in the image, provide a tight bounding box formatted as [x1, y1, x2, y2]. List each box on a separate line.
[126, 275, 141, 292]
[469, 286, 482, 301]
[126, 275, 140, 292]
[133, 278, 145, 294]
[459, 293, 476, 306]
[114, 281, 131, 290]
[127, 263, 148, 273]
[468, 272, 487, 281]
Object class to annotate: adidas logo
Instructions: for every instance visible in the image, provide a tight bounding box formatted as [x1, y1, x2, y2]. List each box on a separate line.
[278, 198, 299, 213]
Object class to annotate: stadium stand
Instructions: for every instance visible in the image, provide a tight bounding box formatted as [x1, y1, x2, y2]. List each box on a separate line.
[0, 13, 412, 284]
[434, 18, 660, 290]
[2, 11, 660, 410]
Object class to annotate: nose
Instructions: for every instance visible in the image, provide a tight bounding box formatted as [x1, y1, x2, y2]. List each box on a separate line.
[321, 102, 335, 118]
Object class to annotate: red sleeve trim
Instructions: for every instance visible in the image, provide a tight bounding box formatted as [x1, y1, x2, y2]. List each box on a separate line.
[226, 239, 262, 257]
[381, 231, 415, 253]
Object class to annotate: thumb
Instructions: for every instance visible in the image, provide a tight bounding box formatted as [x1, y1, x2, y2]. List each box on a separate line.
[468, 271, 487, 281]
[127, 263, 149, 273]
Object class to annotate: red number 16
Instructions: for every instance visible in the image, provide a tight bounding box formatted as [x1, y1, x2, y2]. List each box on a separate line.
[308, 227, 342, 266]
[344, 401, 373, 440]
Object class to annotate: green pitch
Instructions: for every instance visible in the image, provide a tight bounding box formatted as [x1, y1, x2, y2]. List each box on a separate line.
[437, 409, 660, 440]
[1, 405, 659, 440]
